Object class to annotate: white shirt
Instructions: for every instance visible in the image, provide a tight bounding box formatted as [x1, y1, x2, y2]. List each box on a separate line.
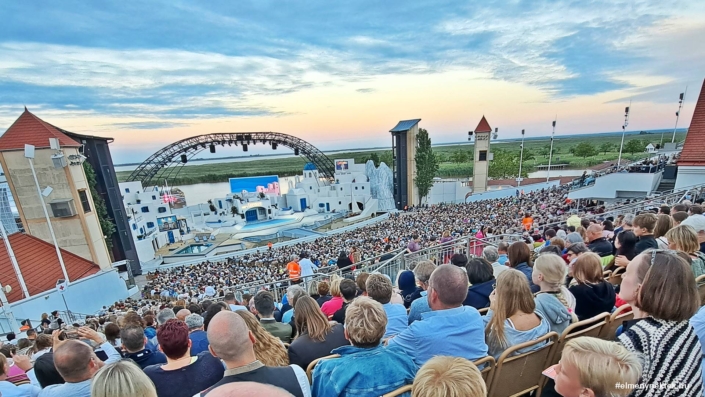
[298, 258, 317, 278]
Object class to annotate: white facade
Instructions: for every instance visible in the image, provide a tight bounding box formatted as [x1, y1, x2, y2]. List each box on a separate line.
[119, 181, 188, 263]
[568, 172, 663, 201]
[675, 166, 705, 190]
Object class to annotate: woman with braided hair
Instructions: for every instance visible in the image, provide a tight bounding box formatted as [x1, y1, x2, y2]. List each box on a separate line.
[532, 253, 577, 334]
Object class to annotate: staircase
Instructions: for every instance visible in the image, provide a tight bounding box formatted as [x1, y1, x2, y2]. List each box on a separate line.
[656, 179, 676, 193]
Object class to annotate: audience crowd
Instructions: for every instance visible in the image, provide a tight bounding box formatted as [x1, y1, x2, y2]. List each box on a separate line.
[2, 183, 705, 396]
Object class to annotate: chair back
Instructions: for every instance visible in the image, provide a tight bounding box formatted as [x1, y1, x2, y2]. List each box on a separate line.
[487, 332, 559, 397]
[549, 312, 609, 365]
[599, 304, 634, 340]
[381, 384, 412, 397]
[473, 355, 496, 385]
[306, 354, 340, 383]
[696, 275, 705, 306]
[607, 267, 625, 286]
[478, 307, 490, 315]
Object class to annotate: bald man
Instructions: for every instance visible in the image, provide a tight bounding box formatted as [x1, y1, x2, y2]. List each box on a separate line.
[207, 382, 294, 397]
[200, 311, 311, 397]
[387, 264, 488, 366]
[176, 308, 191, 321]
[586, 224, 613, 257]
[38, 340, 104, 397]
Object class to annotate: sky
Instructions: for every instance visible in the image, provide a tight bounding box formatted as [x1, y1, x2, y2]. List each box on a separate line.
[1, 1, 704, 164]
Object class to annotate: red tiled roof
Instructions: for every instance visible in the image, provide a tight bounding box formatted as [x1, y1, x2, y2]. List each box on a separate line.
[679, 79, 705, 166]
[0, 109, 80, 151]
[0, 233, 99, 303]
[474, 116, 493, 133]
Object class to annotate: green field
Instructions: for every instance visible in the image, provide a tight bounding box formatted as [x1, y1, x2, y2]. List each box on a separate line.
[116, 132, 685, 184]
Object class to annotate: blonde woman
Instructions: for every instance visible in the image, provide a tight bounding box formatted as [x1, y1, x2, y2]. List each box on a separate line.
[234, 310, 289, 367]
[666, 224, 705, 278]
[484, 269, 550, 359]
[554, 337, 641, 397]
[288, 296, 349, 370]
[412, 356, 486, 397]
[91, 360, 157, 397]
[532, 254, 577, 334]
[320, 278, 344, 318]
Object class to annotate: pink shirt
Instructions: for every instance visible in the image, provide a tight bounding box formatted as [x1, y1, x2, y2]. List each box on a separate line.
[321, 296, 344, 318]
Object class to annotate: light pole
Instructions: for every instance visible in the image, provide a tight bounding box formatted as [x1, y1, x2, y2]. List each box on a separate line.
[671, 89, 687, 144]
[518, 129, 525, 186]
[24, 144, 70, 285]
[617, 104, 630, 169]
[0, 219, 29, 299]
[546, 119, 556, 182]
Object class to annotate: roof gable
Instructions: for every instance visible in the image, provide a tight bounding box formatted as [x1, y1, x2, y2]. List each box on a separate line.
[389, 119, 421, 132]
[0, 233, 99, 302]
[474, 116, 492, 133]
[679, 80, 705, 166]
[0, 109, 81, 151]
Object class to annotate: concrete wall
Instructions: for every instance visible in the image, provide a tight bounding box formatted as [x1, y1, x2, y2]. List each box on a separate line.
[568, 172, 662, 200]
[466, 180, 560, 202]
[675, 166, 705, 190]
[9, 269, 129, 322]
[0, 148, 111, 269]
[428, 180, 473, 204]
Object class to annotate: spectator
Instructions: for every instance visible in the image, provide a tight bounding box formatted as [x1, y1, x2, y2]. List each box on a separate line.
[288, 296, 349, 370]
[312, 297, 416, 396]
[565, 243, 590, 266]
[286, 255, 301, 284]
[483, 246, 507, 278]
[315, 281, 332, 307]
[120, 325, 167, 370]
[673, 211, 689, 226]
[254, 291, 292, 343]
[297, 252, 318, 280]
[632, 213, 658, 254]
[201, 311, 310, 397]
[103, 323, 121, 348]
[366, 274, 408, 339]
[532, 253, 576, 334]
[450, 253, 468, 268]
[463, 257, 495, 310]
[320, 279, 344, 318]
[586, 224, 613, 257]
[331, 279, 358, 324]
[206, 382, 295, 397]
[407, 235, 421, 253]
[619, 250, 702, 396]
[336, 251, 353, 270]
[388, 264, 487, 366]
[143, 319, 224, 397]
[234, 311, 289, 367]
[408, 261, 437, 325]
[507, 241, 538, 292]
[553, 337, 641, 397]
[611, 230, 638, 269]
[203, 302, 227, 331]
[682, 214, 705, 254]
[282, 286, 307, 325]
[175, 309, 191, 322]
[0, 352, 41, 396]
[307, 281, 320, 301]
[496, 242, 509, 265]
[185, 314, 209, 356]
[411, 356, 486, 397]
[484, 269, 550, 359]
[91, 360, 157, 397]
[654, 214, 673, 249]
[223, 293, 247, 312]
[667, 225, 705, 278]
[355, 272, 369, 297]
[155, 309, 176, 327]
[569, 253, 615, 321]
[398, 270, 421, 308]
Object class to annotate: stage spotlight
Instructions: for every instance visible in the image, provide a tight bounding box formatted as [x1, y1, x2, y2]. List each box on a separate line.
[237, 134, 244, 141]
[243, 144, 248, 152]
[245, 134, 252, 141]
[272, 142, 278, 150]
[180, 154, 188, 163]
[228, 141, 232, 146]
[210, 144, 216, 153]
[294, 148, 300, 156]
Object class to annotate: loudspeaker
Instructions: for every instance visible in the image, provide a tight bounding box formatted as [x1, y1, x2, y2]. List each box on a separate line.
[294, 148, 300, 156]
[210, 144, 216, 153]
[180, 154, 188, 163]
[243, 144, 248, 152]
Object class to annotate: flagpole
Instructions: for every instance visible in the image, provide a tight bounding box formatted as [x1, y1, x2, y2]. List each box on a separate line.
[672, 87, 687, 144]
[546, 118, 556, 182]
[617, 101, 631, 169]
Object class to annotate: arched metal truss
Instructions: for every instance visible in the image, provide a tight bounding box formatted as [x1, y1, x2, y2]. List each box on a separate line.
[126, 132, 336, 186]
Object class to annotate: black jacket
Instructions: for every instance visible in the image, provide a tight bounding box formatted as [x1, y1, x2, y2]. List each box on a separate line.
[288, 323, 349, 370]
[635, 235, 659, 255]
[569, 281, 616, 321]
[588, 237, 614, 257]
[124, 348, 168, 370]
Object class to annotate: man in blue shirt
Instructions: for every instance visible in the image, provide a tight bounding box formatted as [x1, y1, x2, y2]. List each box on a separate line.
[366, 274, 407, 338]
[497, 242, 509, 266]
[387, 264, 488, 366]
[408, 261, 436, 325]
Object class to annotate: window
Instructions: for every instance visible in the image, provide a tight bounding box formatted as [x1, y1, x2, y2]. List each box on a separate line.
[362, 186, 365, 190]
[339, 201, 342, 205]
[479, 150, 487, 161]
[158, 207, 167, 213]
[78, 190, 91, 213]
[132, 224, 137, 230]
[141, 206, 149, 213]
[146, 222, 155, 228]
[152, 195, 157, 200]
[355, 187, 358, 190]
[310, 186, 313, 190]
[49, 199, 77, 218]
[125, 188, 130, 193]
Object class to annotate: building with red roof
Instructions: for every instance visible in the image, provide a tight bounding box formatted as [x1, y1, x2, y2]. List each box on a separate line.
[676, 79, 705, 189]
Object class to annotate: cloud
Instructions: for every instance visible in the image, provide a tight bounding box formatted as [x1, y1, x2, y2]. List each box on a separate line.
[107, 121, 190, 130]
[356, 88, 375, 93]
